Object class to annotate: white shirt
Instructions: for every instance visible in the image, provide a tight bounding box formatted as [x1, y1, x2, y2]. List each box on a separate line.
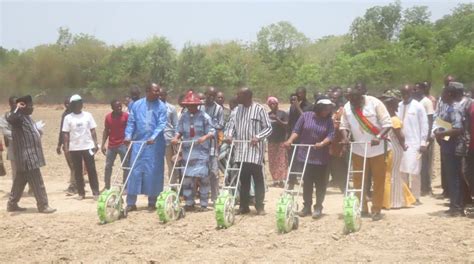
[419, 97, 435, 115]
[398, 99, 428, 175]
[62, 111, 97, 151]
[398, 100, 429, 147]
[340, 95, 393, 158]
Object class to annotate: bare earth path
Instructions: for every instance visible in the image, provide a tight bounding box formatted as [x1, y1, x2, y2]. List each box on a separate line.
[0, 105, 472, 263]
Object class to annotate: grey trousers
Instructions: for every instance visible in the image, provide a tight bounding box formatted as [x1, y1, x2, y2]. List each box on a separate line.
[8, 168, 49, 210]
[10, 160, 17, 181]
[64, 151, 76, 187]
[420, 143, 433, 194]
[165, 144, 179, 183]
[209, 156, 219, 201]
[11, 159, 34, 191]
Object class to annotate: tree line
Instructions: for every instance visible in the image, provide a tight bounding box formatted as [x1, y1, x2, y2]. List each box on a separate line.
[0, 1, 472, 103]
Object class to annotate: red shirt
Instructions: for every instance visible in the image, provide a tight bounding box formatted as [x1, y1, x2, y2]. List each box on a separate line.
[470, 103, 474, 150]
[105, 112, 129, 148]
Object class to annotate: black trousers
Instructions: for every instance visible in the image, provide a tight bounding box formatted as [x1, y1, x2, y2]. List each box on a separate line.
[239, 162, 265, 211]
[329, 155, 348, 193]
[440, 151, 449, 197]
[420, 143, 433, 193]
[8, 168, 49, 210]
[70, 150, 99, 196]
[303, 164, 328, 210]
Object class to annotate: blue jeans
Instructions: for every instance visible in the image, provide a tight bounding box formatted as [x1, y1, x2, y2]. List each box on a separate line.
[441, 153, 464, 211]
[104, 144, 128, 189]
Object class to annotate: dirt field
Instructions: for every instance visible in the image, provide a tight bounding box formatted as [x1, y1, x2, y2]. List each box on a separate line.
[0, 104, 472, 263]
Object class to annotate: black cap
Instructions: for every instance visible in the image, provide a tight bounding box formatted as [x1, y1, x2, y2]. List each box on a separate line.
[16, 95, 32, 104]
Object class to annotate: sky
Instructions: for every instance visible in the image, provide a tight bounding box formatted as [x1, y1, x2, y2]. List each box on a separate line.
[0, 0, 470, 50]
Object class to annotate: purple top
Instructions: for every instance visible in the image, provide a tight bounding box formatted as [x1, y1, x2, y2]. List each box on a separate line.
[293, 112, 335, 165]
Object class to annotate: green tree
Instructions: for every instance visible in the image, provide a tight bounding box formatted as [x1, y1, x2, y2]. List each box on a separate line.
[176, 43, 209, 90]
[348, 0, 402, 54]
[256, 21, 308, 65]
[444, 44, 474, 84]
[402, 6, 431, 27]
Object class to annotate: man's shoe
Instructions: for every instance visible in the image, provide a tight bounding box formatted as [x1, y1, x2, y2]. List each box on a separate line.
[298, 207, 311, 217]
[445, 209, 464, 217]
[184, 205, 195, 212]
[236, 208, 250, 215]
[256, 209, 266, 216]
[7, 204, 27, 212]
[126, 205, 137, 212]
[65, 188, 77, 196]
[312, 208, 323, 219]
[372, 212, 384, 221]
[197, 206, 209, 212]
[74, 195, 85, 201]
[39, 206, 56, 214]
[414, 199, 422, 206]
[361, 211, 371, 218]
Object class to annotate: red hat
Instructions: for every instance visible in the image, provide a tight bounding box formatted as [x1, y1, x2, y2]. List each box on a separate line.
[181, 91, 203, 105]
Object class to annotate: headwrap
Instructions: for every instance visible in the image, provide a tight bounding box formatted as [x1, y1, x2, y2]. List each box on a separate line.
[267, 96, 278, 105]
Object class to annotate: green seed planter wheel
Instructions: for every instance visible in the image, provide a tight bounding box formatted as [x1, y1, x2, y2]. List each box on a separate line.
[276, 194, 297, 233]
[156, 190, 180, 223]
[97, 187, 124, 224]
[343, 195, 361, 233]
[215, 191, 235, 228]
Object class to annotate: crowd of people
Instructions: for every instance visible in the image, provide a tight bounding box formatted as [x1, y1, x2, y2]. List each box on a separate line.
[0, 76, 473, 220]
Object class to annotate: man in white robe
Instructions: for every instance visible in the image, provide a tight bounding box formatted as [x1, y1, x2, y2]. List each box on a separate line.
[398, 85, 429, 204]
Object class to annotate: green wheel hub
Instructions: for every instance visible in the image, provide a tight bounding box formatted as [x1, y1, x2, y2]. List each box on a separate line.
[156, 190, 180, 223]
[343, 194, 361, 233]
[276, 194, 297, 233]
[97, 187, 124, 224]
[215, 191, 235, 228]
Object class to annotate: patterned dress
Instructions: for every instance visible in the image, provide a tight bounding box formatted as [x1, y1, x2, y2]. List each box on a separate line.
[383, 116, 416, 209]
[267, 110, 288, 183]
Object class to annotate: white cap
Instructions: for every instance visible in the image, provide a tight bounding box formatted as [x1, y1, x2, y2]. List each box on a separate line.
[316, 99, 334, 105]
[70, 94, 82, 102]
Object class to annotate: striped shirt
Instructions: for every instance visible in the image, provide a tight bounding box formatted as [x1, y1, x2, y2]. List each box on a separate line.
[293, 112, 335, 165]
[7, 112, 45, 172]
[199, 102, 224, 156]
[225, 103, 272, 165]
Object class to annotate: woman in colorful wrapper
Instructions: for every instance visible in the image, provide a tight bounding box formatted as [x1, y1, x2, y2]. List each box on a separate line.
[267, 96, 289, 188]
[381, 91, 416, 209]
